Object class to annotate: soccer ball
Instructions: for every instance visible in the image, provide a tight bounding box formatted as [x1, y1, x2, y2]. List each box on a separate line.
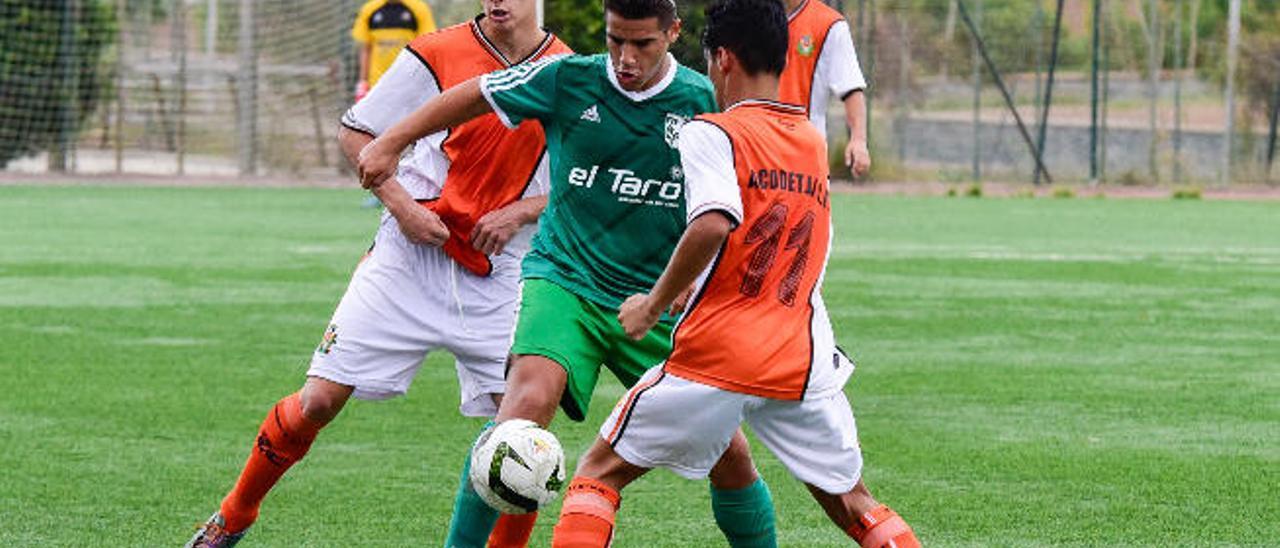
[470, 419, 567, 514]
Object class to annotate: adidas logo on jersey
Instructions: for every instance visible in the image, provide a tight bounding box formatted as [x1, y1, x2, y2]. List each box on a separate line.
[580, 105, 601, 123]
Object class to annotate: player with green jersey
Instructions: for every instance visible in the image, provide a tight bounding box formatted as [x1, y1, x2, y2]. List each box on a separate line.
[485, 49, 715, 419]
[358, 1, 780, 546]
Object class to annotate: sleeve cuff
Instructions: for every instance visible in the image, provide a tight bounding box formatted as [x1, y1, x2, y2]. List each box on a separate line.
[839, 87, 866, 102]
[687, 202, 742, 229]
[478, 75, 519, 129]
[340, 112, 377, 137]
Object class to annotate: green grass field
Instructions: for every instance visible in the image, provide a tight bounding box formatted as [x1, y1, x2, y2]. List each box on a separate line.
[1, 186, 1276, 546]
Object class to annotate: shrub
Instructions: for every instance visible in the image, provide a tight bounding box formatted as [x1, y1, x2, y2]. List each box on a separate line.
[0, 0, 116, 168]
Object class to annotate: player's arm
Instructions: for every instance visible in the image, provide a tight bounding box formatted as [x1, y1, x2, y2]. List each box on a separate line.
[471, 195, 547, 255]
[339, 50, 450, 245]
[823, 20, 870, 178]
[339, 126, 448, 246]
[618, 121, 741, 339]
[357, 78, 493, 189]
[842, 90, 869, 178]
[356, 45, 372, 99]
[619, 213, 732, 340]
[360, 55, 564, 189]
[351, 2, 374, 99]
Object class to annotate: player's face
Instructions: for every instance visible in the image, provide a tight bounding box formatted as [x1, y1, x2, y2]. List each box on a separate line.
[605, 12, 681, 92]
[482, 0, 535, 32]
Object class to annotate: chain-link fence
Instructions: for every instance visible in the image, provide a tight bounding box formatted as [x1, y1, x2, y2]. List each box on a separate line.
[2, 0, 1278, 184]
[0, 0, 481, 178]
[840, 0, 1279, 185]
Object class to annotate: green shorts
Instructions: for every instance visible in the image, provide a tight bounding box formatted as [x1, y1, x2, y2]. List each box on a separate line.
[510, 278, 673, 422]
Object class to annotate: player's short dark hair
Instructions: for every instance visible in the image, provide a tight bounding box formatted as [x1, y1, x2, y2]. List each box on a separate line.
[604, 0, 678, 29]
[702, 0, 788, 76]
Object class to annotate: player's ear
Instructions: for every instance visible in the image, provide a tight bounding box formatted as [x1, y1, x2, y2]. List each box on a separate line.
[666, 18, 681, 43]
[714, 47, 734, 76]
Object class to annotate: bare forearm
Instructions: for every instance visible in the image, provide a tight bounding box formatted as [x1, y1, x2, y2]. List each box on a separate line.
[844, 90, 867, 143]
[507, 195, 547, 226]
[648, 214, 732, 310]
[338, 126, 373, 167]
[358, 45, 371, 81]
[373, 179, 417, 216]
[339, 127, 414, 222]
[380, 77, 493, 152]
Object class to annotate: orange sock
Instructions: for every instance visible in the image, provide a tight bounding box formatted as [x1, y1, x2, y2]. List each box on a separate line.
[488, 512, 538, 547]
[551, 477, 621, 548]
[845, 505, 920, 548]
[218, 392, 322, 533]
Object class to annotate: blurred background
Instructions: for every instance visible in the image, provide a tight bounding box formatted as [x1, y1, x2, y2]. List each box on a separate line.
[1, 0, 1277, 186]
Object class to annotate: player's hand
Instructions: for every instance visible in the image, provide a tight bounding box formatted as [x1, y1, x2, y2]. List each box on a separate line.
[357, 137, 401, 189]
[396, 204, 450, 246]
[354, 80, 370, 102]
[618, 293, 662, 340]
[845, 139, 871, 179]
[471, 206, 523, 256]
[669, 284, 696, 316]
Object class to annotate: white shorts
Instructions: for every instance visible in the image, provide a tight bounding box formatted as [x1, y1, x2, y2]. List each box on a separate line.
[600, 367, 863, 494]
[307, 216, 522, 417]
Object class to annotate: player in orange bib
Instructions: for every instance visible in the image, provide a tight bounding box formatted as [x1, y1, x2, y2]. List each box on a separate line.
[779, 0, 870, 179]
[185, 0, 570, 546]
[551, 0, 919, 546]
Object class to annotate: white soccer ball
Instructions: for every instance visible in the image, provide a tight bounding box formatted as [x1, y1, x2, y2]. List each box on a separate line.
[470, 419, 567, 514]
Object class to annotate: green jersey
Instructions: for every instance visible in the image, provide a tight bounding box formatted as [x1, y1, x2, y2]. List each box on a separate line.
[481, 53, 717, 311]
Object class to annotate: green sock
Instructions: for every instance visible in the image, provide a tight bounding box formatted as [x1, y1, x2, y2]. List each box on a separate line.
[444, 421, 499, 548]
[711, 478, 778, 548]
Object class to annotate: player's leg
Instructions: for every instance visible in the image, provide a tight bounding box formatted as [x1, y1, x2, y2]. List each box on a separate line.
[218, 377, 352, 528]
[445, 355, 573, 547]
[554, 368, 748, 547]
[187, 377, 352, 548]
[188, 222, 440, 546]
[706, 429, 777, 548]
[551, 437, 650, 548]
[445, 278, 609, 547]
[747, 393, 919, 547]
[608, 321, 778, 548]
[442, 258, 540, 548]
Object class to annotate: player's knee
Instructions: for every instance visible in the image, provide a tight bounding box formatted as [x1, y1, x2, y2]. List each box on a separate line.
[498, 382, 561, 425]
[497, 356, 567, 425]
[298, 380, 352, 425]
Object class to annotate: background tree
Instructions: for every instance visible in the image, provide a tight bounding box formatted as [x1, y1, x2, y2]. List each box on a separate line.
[544, 0, 710, 70]
[0, 0, 116, 168]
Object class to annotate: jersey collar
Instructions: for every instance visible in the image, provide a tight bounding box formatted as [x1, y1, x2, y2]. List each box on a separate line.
[787, 0, 810, 22]
[725, 98, 806, 114]
[470, 15, 554, 68]
[605, 53, 678, 102]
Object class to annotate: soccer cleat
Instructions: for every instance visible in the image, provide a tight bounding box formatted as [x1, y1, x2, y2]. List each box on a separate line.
[184, 512, 247, 548]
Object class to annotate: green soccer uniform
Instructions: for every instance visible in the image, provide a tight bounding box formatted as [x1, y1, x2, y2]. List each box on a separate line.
[480, 53, 717, 420]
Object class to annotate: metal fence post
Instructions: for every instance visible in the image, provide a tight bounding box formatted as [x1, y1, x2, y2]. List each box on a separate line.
[970, 0, 981, 183]
[1223, 0, 1240, 186]
[1089, 0, 1100, 182]
[115, 0, 126, 173]
[237, 0, 257, 176]
[176, 0, 188, 175]
[1034, 0, 1065, 186]
[1173, 0, 1184, 184]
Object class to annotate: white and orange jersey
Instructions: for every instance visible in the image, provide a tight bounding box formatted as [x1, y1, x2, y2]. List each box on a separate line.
[665, 100, 850, 401]
[778, 0, 866, 140]
[341, 17, 571, 276]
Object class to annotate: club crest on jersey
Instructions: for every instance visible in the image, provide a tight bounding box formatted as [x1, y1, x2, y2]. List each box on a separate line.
[664, 113, 689, 148]
[317, 323, 338, 354]
[797, 35, 815, 57]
